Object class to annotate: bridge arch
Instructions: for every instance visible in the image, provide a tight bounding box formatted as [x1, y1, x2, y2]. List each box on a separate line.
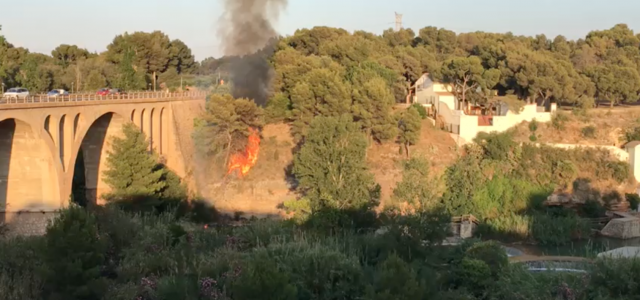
[0, 118, 61, 212]
[65, 112, 125, 206]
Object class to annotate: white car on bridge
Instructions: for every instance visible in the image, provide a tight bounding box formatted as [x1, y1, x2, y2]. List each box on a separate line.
[3, 87, 29, 100]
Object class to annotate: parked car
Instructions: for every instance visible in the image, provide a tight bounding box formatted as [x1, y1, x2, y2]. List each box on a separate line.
[47, 89, 69, 97]
[3, 87, 29, 99]
[109, 88, 126, 95]
[96, 88, 110, 96]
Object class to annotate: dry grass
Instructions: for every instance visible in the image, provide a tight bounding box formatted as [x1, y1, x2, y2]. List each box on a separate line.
[204, 121, 460, 217]
[367, 120, 459, 204]
[513, 108, 640, 147]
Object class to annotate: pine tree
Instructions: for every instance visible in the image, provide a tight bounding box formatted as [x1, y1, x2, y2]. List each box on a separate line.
[396, 107, 422, 157]
[102, 123, 165, 200]
[292, 114, 379, 212]
[114, 47, 145, 91]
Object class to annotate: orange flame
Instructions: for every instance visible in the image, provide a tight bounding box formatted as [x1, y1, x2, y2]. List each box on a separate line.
[227, 128, 260, 177]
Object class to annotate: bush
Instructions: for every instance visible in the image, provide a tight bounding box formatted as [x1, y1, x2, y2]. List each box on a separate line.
[581, 125, 597, 138]
[0, 237, 46, 300]
[365, 254, 428, 300]
[530, 213, 591, 245]
[410, 103, 427, 119]
[580, 199, 607, 218]
[40, 205, 108, 300]
[624, 125, 640, 143]
[627, 193, 640, 210]
[231, 251, 297, 300]
[551, 112, 569, 130]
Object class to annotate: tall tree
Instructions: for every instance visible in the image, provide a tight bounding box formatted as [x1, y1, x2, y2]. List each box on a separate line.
[289, 68, 351, 140]
[102, 123, 165, 200]
[392, 156, 438, 208]
[292, 114, 380, 215]
[437, 56, 500, 104]
[396, 107, 422, 158]
[168, 39, 196, 74]
[106, 31, 173, 91]
[51, 44, 91, 67]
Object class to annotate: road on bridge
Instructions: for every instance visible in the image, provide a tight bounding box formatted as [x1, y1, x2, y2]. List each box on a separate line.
[0, 91, 206, 105]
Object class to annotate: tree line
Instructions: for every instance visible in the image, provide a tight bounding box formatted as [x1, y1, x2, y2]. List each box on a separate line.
[0, 27, 197, 93]
[4, 23, 640, 107]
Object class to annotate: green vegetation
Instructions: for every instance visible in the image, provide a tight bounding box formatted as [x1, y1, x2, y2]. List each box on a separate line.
[102, 123, 188, 213]
[1, 205, 638, 300]
[2, 21, 640, 299]
[443, 131, 629, 245]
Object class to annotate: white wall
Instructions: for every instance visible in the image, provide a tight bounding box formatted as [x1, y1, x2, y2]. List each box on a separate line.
[457, 103, 558, 141]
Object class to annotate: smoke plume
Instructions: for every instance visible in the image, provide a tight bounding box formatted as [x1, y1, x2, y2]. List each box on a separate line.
[218, 0, 287, 106]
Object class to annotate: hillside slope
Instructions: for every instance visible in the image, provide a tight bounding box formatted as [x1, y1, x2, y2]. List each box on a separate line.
[206, 121, 460, 217]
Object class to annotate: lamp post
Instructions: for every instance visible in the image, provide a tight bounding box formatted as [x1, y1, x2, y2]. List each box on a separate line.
[1, 82, 4, 94]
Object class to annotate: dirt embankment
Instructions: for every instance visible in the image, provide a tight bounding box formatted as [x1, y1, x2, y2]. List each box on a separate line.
[201, 121, 460, 217]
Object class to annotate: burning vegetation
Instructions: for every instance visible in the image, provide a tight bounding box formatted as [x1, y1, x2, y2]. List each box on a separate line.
[227, 128, 261, 177]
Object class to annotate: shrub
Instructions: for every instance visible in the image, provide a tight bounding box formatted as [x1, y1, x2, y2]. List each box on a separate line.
[464, 241, 508, 277]
[581, 125, 597, 138]
[627, 193, 640, 210]
[580, 199, 607, 218]
[0, 237, 46, 300]
[410, 103, 427, 119]
[588, 258, 640, 297]
[40, 205, 108, 300]
[551, 112, 569, 130]
[528, 119, 538, 133]
[365, 254, 427, 300]
[624, 125, 640, 143]
[530, 213, 591, 245]
[231, 251, 297, 300]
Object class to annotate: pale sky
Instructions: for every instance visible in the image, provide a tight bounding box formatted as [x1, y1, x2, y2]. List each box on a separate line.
[1, 0, 639, 60]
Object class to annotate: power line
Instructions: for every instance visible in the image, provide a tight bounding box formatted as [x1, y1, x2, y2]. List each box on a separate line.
[394, 12, 403, 32]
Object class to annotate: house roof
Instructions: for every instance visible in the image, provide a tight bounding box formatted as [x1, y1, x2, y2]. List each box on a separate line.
[435, 91, 453, 96]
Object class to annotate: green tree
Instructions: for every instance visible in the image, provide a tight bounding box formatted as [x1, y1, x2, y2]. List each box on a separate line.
[113, 47, 146, 91]
[51, 44, 91, 67]
[289, 68, 351, 140]
[167, 39, 196, 74]
[350, 72, 397, 142]
[395, 107, 422, 157]
[106, 31, 173, 91]
[17, 53, 55, 92]
[436, 55, 500, 104]
[392, 156, 437, 207]
[84, 69, 106, 91]
[585, 64, 640, 107]
[40, 204, 107, 300]
[291, 115, 380, 221]
[102, 123, 165, 200]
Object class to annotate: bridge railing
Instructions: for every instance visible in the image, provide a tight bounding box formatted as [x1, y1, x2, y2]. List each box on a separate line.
[0, 91, 208, 104]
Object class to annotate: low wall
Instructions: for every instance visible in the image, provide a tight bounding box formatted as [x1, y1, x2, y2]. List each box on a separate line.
[1, 211, 57, 237]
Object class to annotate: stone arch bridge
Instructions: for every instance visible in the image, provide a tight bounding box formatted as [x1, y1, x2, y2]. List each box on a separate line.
[0, 92, 206, 228]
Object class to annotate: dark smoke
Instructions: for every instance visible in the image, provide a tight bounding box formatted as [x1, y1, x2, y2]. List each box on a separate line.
[218, 0, 287, 106]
